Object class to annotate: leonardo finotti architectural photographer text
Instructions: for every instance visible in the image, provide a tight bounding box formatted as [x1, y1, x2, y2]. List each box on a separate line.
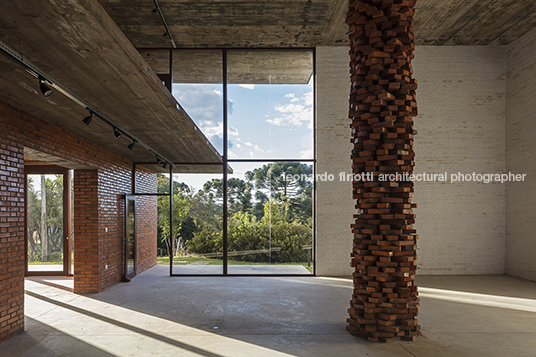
[285, 172, 527, 184]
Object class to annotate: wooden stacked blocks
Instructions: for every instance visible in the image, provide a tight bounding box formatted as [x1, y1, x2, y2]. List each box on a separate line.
[346, 0, 420, 342]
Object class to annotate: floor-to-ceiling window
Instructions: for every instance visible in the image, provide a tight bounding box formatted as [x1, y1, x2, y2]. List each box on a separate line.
[146, 48, 315, 276]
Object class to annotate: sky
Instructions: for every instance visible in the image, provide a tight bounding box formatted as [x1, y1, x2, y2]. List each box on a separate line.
[171, 79, 314, 192]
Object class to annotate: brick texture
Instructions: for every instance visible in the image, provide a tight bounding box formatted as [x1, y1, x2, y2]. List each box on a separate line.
[135, 168, 157, 273]
[346, 0, 420, 342]
[0, 100, 157, 341]
[0, 106, 24, 343]
[316, 45, 507, 278]
[505, 27, 536, 281]
[413, 46, 506, 275]
[316, 46, 354, 277]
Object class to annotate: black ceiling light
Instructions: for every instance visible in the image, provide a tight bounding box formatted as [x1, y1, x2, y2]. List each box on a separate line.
[162, 163, 167, 169]
[156, 156, 163, 164]
[82, 110, 93, 125]
[38, 76, 52, 97]
[163, 32, 169, 38]
[127, 140, 136, 150]
[151, 8, 157, 14]
[113, 127, 122, 139]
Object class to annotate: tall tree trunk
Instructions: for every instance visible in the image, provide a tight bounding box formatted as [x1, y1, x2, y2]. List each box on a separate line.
[40, 175, 47, 262]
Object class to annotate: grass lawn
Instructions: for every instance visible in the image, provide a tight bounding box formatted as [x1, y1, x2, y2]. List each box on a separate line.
[157, 256, 313, 272]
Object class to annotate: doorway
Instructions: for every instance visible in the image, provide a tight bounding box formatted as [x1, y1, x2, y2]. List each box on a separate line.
[25, 165, 72, 276]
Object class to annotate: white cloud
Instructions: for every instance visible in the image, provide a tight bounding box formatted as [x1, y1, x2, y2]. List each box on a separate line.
[267, 91, 313, 129]
[300, 149, 313, 159]
[228, 126, 239, 136]
[172, 84, 237, 152]
[238, 84, 255, 90]
[228, 151, 238, 158]
[237, 138, 253, 147]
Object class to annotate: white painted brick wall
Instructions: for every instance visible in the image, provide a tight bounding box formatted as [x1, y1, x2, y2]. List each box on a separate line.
[505, 27, 536, 281]
[315, 46, 354, 276]
[413, 46, 506, 275]
[315, 45, 507, 277]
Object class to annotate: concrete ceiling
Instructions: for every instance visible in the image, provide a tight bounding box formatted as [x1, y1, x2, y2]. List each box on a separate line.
[0, 0, 225, 173]
[100, 0, 536, 48]
[101, 0, 349, 48]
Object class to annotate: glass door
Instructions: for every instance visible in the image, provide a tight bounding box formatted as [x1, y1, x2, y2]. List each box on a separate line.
[125, 195, 136, 280]
[25, 166, 71, 276]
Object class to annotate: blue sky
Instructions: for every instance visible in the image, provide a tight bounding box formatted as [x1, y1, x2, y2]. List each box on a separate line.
[172, 80, 313, 191]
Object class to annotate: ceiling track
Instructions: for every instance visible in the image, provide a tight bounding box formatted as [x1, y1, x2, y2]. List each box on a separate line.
[153, 0, 177, 48]
[0, 39, 175, 167]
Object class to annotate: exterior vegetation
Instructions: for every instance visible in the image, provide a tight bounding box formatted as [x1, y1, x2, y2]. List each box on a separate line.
[27, 175, 64, 263]
[157, 162, 313, 263]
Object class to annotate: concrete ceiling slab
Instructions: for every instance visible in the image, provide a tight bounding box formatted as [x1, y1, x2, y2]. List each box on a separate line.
[0, 0, 224, 174]
[24, 148, 95, 170]
[100, 0, 349, 48]
[101, 0, 536, 48]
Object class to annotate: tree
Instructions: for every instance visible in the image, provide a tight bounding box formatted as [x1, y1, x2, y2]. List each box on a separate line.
[157, 173, 194, 257]
[44, 176, 64, 262]
[27, 176, 41, 262]
[40, 175, 47, 261]
[158, 191, 190, 257]
[246, 162, 313, 222]
[202, 178, 252, 214]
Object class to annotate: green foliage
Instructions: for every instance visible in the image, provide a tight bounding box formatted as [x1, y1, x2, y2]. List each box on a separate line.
[27, 175, 64, 263]
[188, 200, 311, 263]
[187, 225, 223, 254]
[157, 175, 191, 257]
[203, 177, 252, 214]
[245, 162, 312, 222]
[157, 163, 313, 262]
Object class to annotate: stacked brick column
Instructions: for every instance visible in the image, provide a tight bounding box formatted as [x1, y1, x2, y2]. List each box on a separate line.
[346, 0, 420, 342]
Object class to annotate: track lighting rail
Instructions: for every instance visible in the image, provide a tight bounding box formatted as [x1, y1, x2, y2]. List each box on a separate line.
[0, 39, 174, 168]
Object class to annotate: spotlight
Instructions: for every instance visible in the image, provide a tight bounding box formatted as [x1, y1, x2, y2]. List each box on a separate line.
[82, 111, 93, 125]
[38, 77, 52, 97]
[152, 8, 157, 14]
[156, 156, 163, 164]
[113, 127, 122, 139]
[127, 140, 136, 150]
[163, 32, 169, 38]
[162, 163, 167, 169]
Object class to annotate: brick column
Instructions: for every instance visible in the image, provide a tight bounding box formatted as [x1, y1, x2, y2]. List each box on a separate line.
[346, 0, 420, 342]
[73, 169, 99, 294]
[0, 133, 24, 342]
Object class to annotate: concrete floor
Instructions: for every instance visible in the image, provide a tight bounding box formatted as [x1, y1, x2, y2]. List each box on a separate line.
[4, 266, 536, 356]
[172, 264, 312, 275]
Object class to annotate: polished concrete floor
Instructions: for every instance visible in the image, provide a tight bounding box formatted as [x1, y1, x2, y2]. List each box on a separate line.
[4, 266, 536, 356]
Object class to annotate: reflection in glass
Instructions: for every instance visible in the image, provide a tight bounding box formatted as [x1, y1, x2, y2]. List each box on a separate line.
[27, 174, 64, 272]
[125, 196, 136, 279]
[172, 50, 223, 155]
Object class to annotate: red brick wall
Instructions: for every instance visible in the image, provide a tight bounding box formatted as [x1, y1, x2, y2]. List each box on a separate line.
[0, 111, 24, 343]
[0, 100, 157, 341]
[73, 170, 99, 293]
